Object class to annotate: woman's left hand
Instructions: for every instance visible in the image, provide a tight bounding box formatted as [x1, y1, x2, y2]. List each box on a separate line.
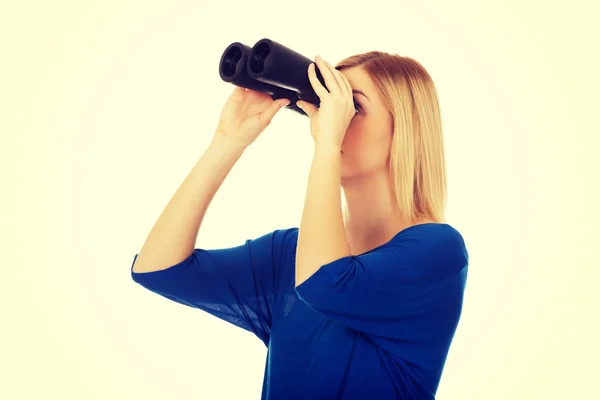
[296, 55, 356, 151]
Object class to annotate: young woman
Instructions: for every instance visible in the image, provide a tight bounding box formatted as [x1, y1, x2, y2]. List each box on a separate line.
[131, 52, 469, 400]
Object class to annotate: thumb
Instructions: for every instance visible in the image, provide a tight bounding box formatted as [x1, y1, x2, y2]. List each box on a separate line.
[296, 100, 315, 117]
[262, 99, 290, 125]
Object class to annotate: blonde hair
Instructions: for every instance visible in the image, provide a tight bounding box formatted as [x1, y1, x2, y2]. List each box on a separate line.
[335, 52, 447, 224]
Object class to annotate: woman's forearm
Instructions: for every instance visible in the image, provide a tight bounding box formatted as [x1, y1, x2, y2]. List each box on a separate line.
[295, 146, 351, 287]
[132, 134, 246, 273]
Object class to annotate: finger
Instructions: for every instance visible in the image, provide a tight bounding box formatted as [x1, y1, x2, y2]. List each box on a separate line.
[296, 100, 317, 117]
[315, 56, 341, 94]
[322, 59, 348, 97]
[260, 99, 290, 128]
[308, 63, 329, 99]
[335, 66, 352, 95]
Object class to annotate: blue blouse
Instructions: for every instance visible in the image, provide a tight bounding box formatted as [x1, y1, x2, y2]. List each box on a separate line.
[131, 223, 469, 399]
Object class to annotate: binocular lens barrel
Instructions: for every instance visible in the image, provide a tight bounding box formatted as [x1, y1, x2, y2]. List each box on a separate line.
[222, 47, 244, 78]
[248, 43, 270, 75]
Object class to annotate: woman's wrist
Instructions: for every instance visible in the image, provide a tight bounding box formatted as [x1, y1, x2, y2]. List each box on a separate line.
[210, 131, 247, 155]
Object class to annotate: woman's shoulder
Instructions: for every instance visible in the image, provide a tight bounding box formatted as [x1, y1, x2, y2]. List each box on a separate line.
[388, 222, 469, 275]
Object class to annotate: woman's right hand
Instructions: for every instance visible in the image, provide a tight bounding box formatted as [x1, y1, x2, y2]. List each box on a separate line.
[214, 86, 291, 149]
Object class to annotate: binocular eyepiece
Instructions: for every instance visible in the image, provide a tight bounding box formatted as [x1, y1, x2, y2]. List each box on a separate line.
[218, 38, 352, 117]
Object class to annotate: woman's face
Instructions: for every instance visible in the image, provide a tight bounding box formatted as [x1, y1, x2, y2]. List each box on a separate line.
[338, 66, 394, 179]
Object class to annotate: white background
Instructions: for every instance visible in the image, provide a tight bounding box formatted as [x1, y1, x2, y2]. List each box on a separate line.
[2, 0, 598, 398]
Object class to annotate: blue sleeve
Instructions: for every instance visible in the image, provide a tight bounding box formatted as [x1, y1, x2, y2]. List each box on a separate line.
[294, 229, 469, 340]
[131, 228, 294, 346]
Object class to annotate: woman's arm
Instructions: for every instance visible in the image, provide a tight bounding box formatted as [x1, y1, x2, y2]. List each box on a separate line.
[295, 146, 350, 287]
[132, 134, 246, 273]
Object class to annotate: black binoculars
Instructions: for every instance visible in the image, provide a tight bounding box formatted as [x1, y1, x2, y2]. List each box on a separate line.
[218, 38, 358, 118]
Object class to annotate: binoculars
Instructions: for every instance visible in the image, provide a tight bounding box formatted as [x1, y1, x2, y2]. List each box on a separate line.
[218, 38, 358, 118]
